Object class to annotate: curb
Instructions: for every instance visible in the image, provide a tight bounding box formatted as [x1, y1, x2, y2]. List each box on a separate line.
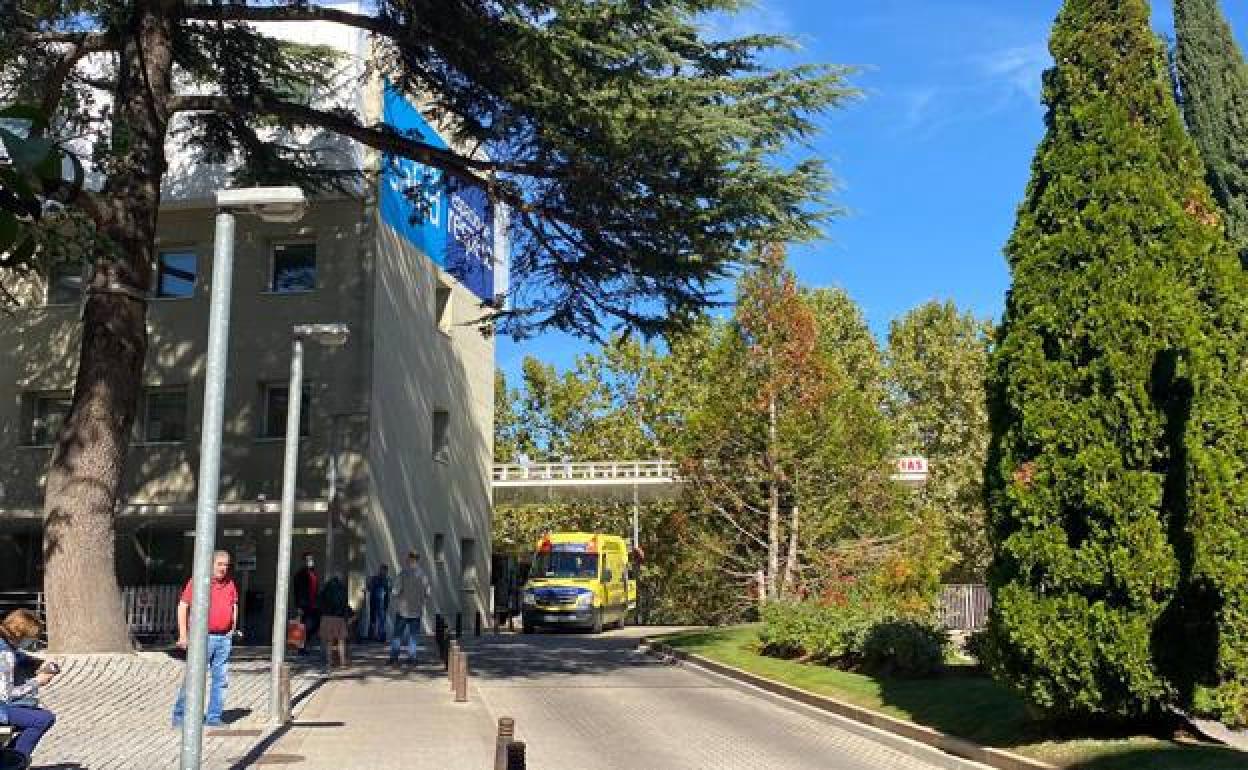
[639, 637, 1056, 770]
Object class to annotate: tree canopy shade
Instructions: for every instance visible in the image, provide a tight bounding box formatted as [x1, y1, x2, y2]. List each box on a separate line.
[1174, 0, 1248, 264]
[0, 0, 855, 651]
[985, 0, 1248, 724]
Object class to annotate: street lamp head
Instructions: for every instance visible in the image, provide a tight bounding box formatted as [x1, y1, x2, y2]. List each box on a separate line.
[215, 186, 307, 223]
[293, 323, 350, 347]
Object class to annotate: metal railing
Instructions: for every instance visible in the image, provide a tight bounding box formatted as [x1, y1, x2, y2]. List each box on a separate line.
[122, 584, 181, 638]
[938, 583, 990, 631]
[0, 586, 181, 641]
[492, 460, 677, 483]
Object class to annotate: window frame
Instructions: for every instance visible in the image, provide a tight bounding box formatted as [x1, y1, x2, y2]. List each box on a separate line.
[45, 263, 84, 306]
[24, 392, 73, 447]
[152, 248, 199, 300]
[266, 241, 318, 295]
[431, 408, 450, 464]
[434, 282, 453, 336]
[138, 387, 189, 444]
[260, 382, 312, 440]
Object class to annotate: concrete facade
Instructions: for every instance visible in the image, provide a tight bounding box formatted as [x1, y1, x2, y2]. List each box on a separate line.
[0, 193, 495, 638]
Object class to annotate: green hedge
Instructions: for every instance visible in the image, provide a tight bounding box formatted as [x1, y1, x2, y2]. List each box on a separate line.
[759, 600, 948, 677]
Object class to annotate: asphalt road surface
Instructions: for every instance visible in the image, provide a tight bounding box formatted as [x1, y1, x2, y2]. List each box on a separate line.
[470, 626, 953, 770]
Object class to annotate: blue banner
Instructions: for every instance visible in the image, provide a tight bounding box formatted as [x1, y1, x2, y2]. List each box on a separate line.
[380, 85, 500, 302]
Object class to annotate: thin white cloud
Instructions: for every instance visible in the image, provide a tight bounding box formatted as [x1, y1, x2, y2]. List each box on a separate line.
[976, 42, 1050, 102]
[700, 0, 794, 41]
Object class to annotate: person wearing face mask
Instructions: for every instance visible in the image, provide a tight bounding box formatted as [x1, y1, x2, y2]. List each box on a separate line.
[0, 609, 58, 764]
[293, 552, 321, 657]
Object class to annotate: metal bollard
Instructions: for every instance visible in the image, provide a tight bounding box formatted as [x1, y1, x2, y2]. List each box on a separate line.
[506, 740, 526, 770]
[276, 663, 291, 724]
[454, 648, 468, 702]
[455, 612, 463, 639]
[454, 636, 464, 688]
[475, 611, 482, 637]
[435, 616, 448, 666]
[493, 717, 515, 770]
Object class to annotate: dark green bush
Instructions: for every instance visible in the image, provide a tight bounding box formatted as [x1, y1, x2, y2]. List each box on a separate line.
[860, 620, 947, 678]
[760, 600, 946, 677]
[985, 0, 1248, 723]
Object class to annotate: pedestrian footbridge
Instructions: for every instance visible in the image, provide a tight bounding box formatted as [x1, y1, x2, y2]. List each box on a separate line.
[491, 457, 927, 505]
[492, 461, 680, 505]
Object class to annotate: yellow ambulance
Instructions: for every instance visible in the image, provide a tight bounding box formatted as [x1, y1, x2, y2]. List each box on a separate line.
[521, 532, 637, 634]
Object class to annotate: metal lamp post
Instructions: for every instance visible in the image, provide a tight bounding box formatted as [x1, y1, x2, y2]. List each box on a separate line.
[180, 187, 307, 770]
[269, 322, 350, 725]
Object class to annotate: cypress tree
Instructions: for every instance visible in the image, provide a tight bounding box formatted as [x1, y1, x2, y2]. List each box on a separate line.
[1174, 0, 1248, 264]
[985, 0, 1248, 723]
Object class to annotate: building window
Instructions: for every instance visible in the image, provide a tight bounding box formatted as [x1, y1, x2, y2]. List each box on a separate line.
[435, 284, 452, 334]
[25, 393, 72, 446]
[154, 250, 197, 298]
[269, 242, 316, 293]
[461, 538, 477, 588]
[432, 409, 450, 463]
[46, 263, 83, 305]
[262, 383, 311, 438]
[140, 388, 187, 443]
[434, 533, 446, 565]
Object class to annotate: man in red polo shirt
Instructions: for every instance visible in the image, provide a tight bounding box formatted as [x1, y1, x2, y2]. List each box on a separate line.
[172, 550, 238, 728]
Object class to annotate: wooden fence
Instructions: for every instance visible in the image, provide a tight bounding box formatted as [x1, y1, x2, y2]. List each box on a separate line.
[938, 583, 990, 631]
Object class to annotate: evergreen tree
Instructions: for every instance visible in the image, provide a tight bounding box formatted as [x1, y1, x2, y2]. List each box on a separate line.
[1174, 0, 1248, 263]
[985, 0, 1248, 723]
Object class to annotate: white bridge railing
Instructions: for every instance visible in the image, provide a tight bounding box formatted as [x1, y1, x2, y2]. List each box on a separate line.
[492, 460, 678, 484]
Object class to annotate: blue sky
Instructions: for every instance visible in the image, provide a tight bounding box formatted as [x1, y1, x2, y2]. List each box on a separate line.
[497, 0, 1248, 382]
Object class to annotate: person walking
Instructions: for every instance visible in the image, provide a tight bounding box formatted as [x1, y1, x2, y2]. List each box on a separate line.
[318, 575, 352, 669]
[365, 565, 391, 643]
[389, 551, 430, 665]
[293, 552, 320, 657]
[0, 609, 59, 765]
[172, 550, 238, 728]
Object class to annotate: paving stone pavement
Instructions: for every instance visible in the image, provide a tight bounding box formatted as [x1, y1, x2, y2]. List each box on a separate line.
[28, 649, 325, 770]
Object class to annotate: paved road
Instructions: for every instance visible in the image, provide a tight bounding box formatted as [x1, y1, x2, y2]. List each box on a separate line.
[470, 627, 948, 770]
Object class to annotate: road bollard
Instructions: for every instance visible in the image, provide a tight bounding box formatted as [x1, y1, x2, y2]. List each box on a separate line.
[276, 663, 291, 724]
[475, 611, 482, 637]
[506, 740, 526, 770]
[454, 649, 469, 703]
[454, 636, 464, 688]
[455, 612, 463, 639]
[493, 717, 515, 770]
[435, 616, 448, 666]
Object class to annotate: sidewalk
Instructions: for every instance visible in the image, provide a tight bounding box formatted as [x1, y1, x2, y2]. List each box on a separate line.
[250, 645, 496, 770]
[31, 649, 325, 770]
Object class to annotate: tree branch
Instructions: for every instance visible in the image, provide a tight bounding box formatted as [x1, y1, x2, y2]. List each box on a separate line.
[179, 3, 404, 39]
[166, 93, 554, 211]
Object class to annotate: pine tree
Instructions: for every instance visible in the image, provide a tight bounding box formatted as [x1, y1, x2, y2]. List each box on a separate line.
[1174, 0, 1248, 263]
[985, 0, 1248, 723]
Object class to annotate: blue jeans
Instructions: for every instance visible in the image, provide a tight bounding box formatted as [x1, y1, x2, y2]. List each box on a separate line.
[389, 614, 421, 661]
[7, 705, 55, 759]
[173, 633, 231, 724]
[368, 598, 387, 641]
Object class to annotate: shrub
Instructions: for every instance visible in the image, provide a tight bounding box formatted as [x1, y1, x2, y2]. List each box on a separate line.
[985, 0, 1248, 722]
[860, 620, 947, 678]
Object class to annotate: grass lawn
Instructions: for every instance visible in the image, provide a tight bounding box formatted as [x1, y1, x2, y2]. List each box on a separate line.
[658, 626, 1247, 770]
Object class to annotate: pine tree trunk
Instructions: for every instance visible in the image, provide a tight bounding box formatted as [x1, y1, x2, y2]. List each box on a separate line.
[41, 1, 173, 652]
